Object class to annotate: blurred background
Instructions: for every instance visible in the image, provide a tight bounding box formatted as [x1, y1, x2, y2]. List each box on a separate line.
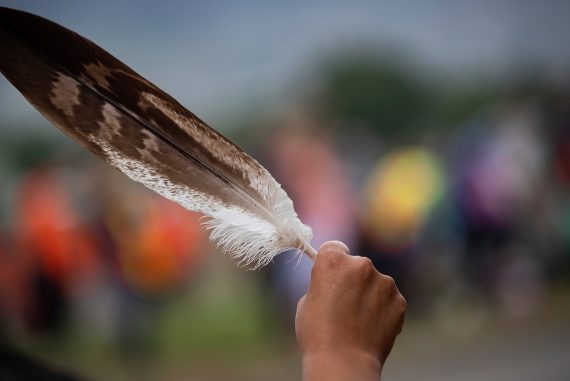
[1, 1, 569, 380]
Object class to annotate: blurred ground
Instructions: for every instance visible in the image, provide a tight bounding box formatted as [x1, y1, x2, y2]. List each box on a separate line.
[384, 290, 570, 381]
[15, 287, 569, 381]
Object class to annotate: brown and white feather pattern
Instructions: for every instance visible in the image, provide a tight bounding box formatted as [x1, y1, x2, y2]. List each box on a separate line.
[0, 7, 314, 267]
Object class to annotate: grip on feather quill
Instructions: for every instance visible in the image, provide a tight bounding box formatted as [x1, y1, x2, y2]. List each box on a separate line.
[305, 245, 318, 261]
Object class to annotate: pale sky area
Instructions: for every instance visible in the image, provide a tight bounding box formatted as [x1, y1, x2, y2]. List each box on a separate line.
[1, 0, 570, 130]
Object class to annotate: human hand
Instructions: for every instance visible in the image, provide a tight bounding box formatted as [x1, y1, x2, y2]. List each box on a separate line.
[295, 241, 406, 381]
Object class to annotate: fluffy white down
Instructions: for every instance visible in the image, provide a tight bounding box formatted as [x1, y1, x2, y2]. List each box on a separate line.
[90, 136, 312, 268]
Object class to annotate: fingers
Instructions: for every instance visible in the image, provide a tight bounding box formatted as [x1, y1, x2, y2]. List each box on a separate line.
[319, 240, 350, 255]
[316, 240, 375, 270]
[376, 275, 407, 334]
[316, 241, 375, 274]
[312, 241, 406, 316]
[313, 241, 379, 285]
[312, 241, 350, 271]
[317, 241, 350, 264]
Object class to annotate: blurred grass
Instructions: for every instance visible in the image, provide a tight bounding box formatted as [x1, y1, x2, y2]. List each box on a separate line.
[11, 257, 284, 381]
[11, 283, 570, 381]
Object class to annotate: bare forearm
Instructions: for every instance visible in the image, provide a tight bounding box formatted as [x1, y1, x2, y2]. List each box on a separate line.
[302, 350, 382, 381]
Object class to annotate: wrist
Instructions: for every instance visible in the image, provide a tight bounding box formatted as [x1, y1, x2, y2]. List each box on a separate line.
[302, 348, 382, 381]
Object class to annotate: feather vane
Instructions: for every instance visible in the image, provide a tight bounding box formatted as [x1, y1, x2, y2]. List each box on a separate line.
[0, 7, 315, 267]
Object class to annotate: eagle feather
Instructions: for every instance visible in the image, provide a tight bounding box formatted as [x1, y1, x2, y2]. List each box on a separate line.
[0, 7, 316, 267]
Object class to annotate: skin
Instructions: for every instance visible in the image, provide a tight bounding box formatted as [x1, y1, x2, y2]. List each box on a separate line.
[296, 241, 407, 381]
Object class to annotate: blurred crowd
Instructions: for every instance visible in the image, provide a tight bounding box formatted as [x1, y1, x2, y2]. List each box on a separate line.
[0, 59, 569, 358]
[266, 98, 570, 319]
[0, 164, 206, 347]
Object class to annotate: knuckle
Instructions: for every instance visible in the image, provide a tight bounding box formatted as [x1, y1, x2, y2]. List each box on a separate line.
[383, 275, 396, 288]
[353, 256, 374, 273]
[397, 294, 407, 312]
[359, 256, 374, 267]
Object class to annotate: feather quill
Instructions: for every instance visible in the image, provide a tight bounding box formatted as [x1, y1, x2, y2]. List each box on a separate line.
[0, 7, 316, 267]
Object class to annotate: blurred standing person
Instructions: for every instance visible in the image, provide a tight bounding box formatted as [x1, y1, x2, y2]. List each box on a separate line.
[451, 105, 545, 304]
[74, 166, 206, 354]
[359, 147, 445, 303]
[11, 167, 100, 335]
[266, 111, 358, 320]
